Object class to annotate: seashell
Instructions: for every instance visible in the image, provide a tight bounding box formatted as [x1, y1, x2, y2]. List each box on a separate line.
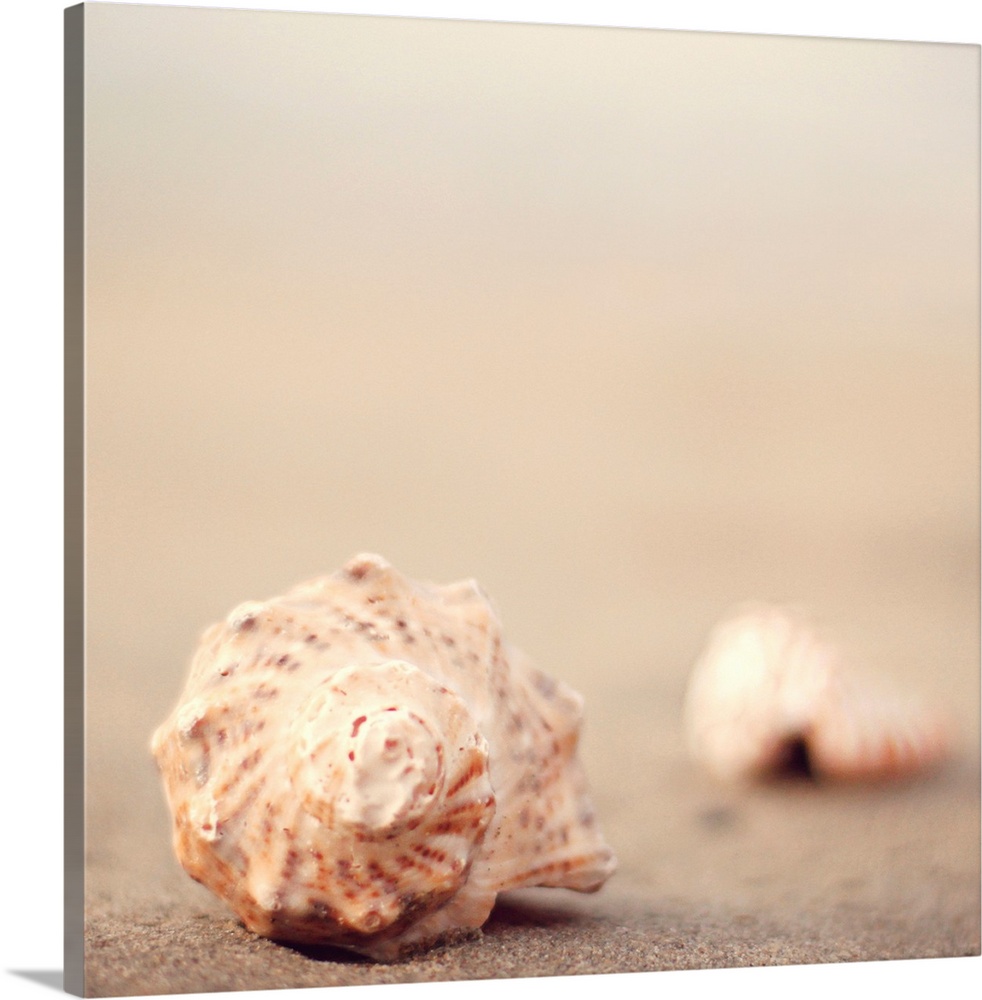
[682, 603, 953, 783]
[151, 553, 615, 960]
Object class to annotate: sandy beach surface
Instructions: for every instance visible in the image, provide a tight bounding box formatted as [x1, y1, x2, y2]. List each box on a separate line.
[85, 713, 980, 996]
[83, 417, 981, 994]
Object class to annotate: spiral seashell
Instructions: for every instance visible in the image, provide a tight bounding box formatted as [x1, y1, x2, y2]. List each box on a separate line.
[683, 603, 953, 783]
[151, 554, 616, 959]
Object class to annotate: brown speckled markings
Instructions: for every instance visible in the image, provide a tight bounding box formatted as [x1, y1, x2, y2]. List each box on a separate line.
[151, 553, 616, 960]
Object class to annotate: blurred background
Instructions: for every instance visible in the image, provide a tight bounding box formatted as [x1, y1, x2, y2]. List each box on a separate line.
[83, 0, 978, 948]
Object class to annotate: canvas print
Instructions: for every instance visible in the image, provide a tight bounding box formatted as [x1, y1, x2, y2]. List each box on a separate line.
[66, 2, 980, 996]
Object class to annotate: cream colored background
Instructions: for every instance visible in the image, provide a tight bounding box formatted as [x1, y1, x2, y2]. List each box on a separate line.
[83, 2, 978, 924]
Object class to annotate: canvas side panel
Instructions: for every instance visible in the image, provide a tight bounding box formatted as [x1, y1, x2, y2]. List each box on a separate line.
[64, 4, 85, 997]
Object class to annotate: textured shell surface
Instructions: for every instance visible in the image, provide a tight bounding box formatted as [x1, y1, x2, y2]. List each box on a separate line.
[683, 603, 953, 783]
[151, 553, 616, 960]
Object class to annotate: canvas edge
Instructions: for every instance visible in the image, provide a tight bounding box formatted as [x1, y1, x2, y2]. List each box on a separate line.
[64, 4, 86, 996]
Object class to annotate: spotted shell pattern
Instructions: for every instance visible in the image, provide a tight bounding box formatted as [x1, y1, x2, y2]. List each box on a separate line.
[683, 604, 953, 783]
[151, 554, 616, 959]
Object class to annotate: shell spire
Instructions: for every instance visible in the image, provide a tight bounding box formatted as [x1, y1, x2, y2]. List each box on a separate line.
[151, 553, 616, 959]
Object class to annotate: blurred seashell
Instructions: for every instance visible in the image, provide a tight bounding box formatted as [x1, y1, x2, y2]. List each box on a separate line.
[682, 603, 953, 782]
[151, 553, 615, 960]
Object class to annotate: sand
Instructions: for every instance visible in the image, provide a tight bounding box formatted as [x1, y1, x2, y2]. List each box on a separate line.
[82, 564, 981, 996]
